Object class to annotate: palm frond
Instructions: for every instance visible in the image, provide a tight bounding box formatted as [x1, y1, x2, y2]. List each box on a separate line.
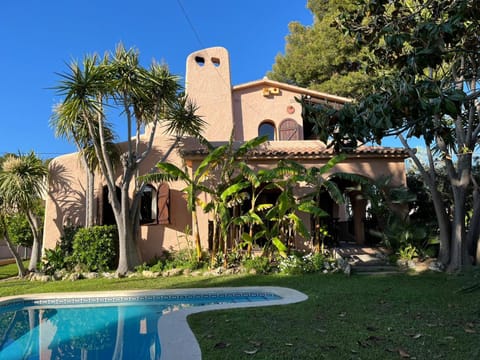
[0, 152, 47, 211]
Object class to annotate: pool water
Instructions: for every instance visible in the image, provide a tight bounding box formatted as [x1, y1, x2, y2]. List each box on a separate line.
[0, 291, 280, 360]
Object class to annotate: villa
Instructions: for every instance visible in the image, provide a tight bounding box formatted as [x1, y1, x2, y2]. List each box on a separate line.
[43, 47, 409, 261]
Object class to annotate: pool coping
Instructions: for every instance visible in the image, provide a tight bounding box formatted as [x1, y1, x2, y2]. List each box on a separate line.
[157, 286, 307, 360]
[0, 286, 308, 360]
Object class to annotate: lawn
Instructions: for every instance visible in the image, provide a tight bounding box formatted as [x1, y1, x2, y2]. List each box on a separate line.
[0, 267, 479, 359]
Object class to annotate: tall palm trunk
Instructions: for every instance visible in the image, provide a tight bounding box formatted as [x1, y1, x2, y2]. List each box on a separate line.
[192, 208, 202, 261]
[115, 182, 141, 275]
[210, 219, 219, 268]
[85, 166, 95, 227]
[79, 148, 95, 228]
[26, 209, 42, 272]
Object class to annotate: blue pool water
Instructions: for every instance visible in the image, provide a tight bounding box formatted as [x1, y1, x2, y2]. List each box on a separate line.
[0, 291, 280, 360]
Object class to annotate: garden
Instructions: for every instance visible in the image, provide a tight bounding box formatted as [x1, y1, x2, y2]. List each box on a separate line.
[0, 261, 479, 359]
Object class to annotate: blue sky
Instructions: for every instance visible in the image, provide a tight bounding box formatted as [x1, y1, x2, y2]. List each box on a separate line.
[0, 1, 313, 159]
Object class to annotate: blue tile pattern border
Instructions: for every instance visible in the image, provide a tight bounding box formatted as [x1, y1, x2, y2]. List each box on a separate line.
[0, 291, 280, 313]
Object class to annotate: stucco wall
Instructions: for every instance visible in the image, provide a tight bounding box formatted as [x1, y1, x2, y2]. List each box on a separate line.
[185, 47, 234, 141]
[43, 132, 197, 260]
[233, 85, 303, 141]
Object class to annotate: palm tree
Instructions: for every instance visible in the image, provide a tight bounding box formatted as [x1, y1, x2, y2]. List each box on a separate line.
[51, 101, 119, 227]
[0, 152, 48, 271]
[54, 44, 205, 274]
[52, 53, 118, 228]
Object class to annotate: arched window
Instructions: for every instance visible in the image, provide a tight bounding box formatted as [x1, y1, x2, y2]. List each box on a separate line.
[279, 118, 300, 140]
[140, 184, 157, 224]
[258, 121, 276, 140]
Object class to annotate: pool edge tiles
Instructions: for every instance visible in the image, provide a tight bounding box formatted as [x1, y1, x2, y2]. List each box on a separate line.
[1, 291, 281, 309]
[157, 286, 308, 360]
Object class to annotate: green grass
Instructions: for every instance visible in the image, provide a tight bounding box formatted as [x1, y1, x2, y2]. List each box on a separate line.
[0, 261, 28, 280]
[0, 267, 479, 359]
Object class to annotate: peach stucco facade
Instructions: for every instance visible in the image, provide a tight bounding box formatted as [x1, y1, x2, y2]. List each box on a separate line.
[43, 47, 409, 261]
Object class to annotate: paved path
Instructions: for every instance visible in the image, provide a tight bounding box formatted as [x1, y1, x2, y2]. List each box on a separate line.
[335, 243, 400, 274]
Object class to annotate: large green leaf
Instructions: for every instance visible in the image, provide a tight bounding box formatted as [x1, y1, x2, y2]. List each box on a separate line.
[319, 154, 347, 174]
[220, 181, 250, 202]
[247, 212, 264, 225]
[236, 135, 268, 157]
[287, 212, 309, 239]
[194, 144, 228, 179]
[297, 200, 329, 217]
[142, 162, 188, 183]
[322, 180, 345, 204]
[255, 203, 273, 212]
[272, 237, 288, 258]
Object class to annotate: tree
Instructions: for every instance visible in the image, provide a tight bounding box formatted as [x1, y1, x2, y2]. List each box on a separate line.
[5, 212, 35, 250]
[267, 0, 375, 98]
[51, 99, 119, 228]
[0, 210, 27, 278]
[302, 0, 480, 270]
[0, 152, 48, 272]
[54, 44, 205, 275]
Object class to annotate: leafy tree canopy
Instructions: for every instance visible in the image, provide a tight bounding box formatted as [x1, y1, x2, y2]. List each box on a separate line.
[301, 0, 480, 269]
[267, 0, 375, 98]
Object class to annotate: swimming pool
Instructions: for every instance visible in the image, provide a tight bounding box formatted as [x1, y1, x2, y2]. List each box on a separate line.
[0, 287, 307, 359]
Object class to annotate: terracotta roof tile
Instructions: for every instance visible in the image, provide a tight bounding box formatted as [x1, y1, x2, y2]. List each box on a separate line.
[181, 139, 410, 160]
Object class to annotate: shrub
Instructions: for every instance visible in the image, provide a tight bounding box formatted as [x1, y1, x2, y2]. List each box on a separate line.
[303, 252, 326, 272]
[278, 252, 327, 275]
[41, 246, 71, 275]
[71, 225, 118, 272]
[397, 244, 418, 261]
[278, 254, 305, 275]
[242, 256, 271, 274]
[163, 249, 204, 271]
[59, 224, 82, 256]
[149, 260, 164, 272]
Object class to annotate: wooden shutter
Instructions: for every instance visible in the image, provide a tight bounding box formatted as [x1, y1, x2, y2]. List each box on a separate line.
[279, 119, 299, 140]
[157, 183, 170, 225]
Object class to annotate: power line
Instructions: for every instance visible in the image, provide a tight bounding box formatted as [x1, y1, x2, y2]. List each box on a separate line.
[175, 0, 271, 129]
[176, 0, 206, 49]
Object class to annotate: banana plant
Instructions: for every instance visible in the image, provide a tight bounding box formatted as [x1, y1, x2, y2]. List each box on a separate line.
[233, 164, 277, 257]
[198, 134, 269, 267]
[141, 152, 218, 261]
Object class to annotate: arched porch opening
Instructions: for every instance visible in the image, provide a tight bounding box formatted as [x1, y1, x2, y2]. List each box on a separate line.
[314, 176, 372, 246]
